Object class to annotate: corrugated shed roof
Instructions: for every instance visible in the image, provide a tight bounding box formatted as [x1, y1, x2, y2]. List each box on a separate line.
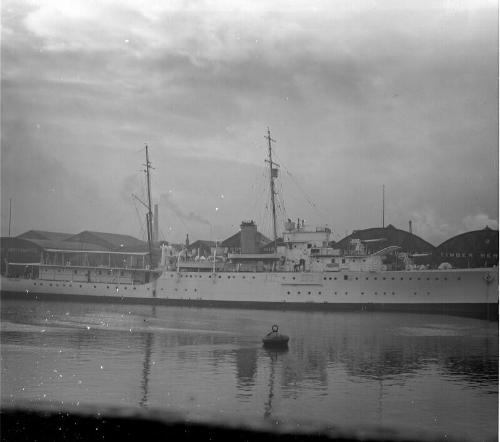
[436, 227, 499, 251]
[26, 239, 109, 251]
[17, 230, 73, 241]
[336, 225, 435, 253]
[64, 231, 146, 250]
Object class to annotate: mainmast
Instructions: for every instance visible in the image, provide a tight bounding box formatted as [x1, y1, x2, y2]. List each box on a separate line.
[265, 128, 279, 251]
[144, 145, 154, 268]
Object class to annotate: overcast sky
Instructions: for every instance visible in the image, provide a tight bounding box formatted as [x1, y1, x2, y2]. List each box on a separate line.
[1, 0, 498, 245]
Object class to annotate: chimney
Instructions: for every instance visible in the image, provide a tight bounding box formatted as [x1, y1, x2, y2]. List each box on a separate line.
[240, 220, 257, 254]
[154, 204, 159, 242]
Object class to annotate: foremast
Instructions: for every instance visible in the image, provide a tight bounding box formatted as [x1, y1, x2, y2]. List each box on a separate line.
[144, 145, 154, 268]
[265, 128, 279, 252]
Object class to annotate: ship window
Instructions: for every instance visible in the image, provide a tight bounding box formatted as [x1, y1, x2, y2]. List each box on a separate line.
[298, 291, 301, 294]
[334, 277, 337, 280]
[391, 277, 395, 280]
[93, 285, 96, 288]
[307, 291, 311, 295]
[307, 244, 312, 249]
[365, 277, 369, 280]
[74, 270, 78, 274]
[331, 259, 335, 263]
[344, 275, 348, 280]
[98, 271, 101, 275]
[374, 292, 377, 295]
[319, 291, 322, 295]
[457, 277, 461, 280]
[409, 278, 412, 280]
[329, 277, 332, 280]
[342, 259, 345, 264]
[382, 277, 386, 280]
[361, 292, 364, 295]
[107, 286, 109, 289]
[120, 271, 124, 276]
[323, 277, 327, 280]
[287, 291, 290, 294]
[374, 277, 377, 280]
[355, 277, 358, 280]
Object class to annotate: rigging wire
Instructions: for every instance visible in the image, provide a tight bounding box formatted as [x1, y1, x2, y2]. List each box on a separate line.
[273, 150, 333, 231]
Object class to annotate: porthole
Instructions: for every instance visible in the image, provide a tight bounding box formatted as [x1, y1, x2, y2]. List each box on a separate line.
[409, 278, 412, 281]
[298, 291, 301, 294]
[391, 277, 395, 280]
[344, 292, 348, 295]
[49, 283, 52, 287]
[287, 291, 290, 294]
[382, 277, 386, 280]
[292, 277, 296, 280]
[34, 283, 37, 286]
[93, 285, 96, 288]
[365, 277, 369, 280]
[319, 291, 322, 295]
[400, 278, 404, 280]
[219, 276, 222, 279]
[361, 292, 364, 295]
[307, 291, 311, 295]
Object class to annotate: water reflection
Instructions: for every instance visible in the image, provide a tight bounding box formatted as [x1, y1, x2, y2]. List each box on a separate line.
[1, 300, 497, 441]
[263, 348, 288, 420]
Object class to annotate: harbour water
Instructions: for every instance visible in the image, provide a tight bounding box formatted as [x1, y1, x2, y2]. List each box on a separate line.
[1, 299, 497, 441]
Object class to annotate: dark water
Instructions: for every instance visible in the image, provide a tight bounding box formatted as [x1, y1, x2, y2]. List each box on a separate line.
[1, 299, 498, 441]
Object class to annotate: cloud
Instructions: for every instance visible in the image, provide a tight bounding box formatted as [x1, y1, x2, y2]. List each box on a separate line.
[1, 0, 497, 245]
[462, 214, 499, 231]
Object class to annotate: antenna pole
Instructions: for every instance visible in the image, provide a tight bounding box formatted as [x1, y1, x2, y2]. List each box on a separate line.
[145, 145, 154, 268]
[265, 128, 278, 251]
[8, 198, 12, 237]
[382, 185, 385, 228]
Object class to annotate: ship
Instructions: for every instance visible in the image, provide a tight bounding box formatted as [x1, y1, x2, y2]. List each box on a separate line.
[1, 135, 498, 320]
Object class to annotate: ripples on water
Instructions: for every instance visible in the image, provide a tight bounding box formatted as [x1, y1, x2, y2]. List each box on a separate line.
[1, 299, 497, 441]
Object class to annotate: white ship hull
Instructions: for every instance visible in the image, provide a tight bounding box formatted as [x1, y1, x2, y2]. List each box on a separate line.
[1, 267, 498, 320]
